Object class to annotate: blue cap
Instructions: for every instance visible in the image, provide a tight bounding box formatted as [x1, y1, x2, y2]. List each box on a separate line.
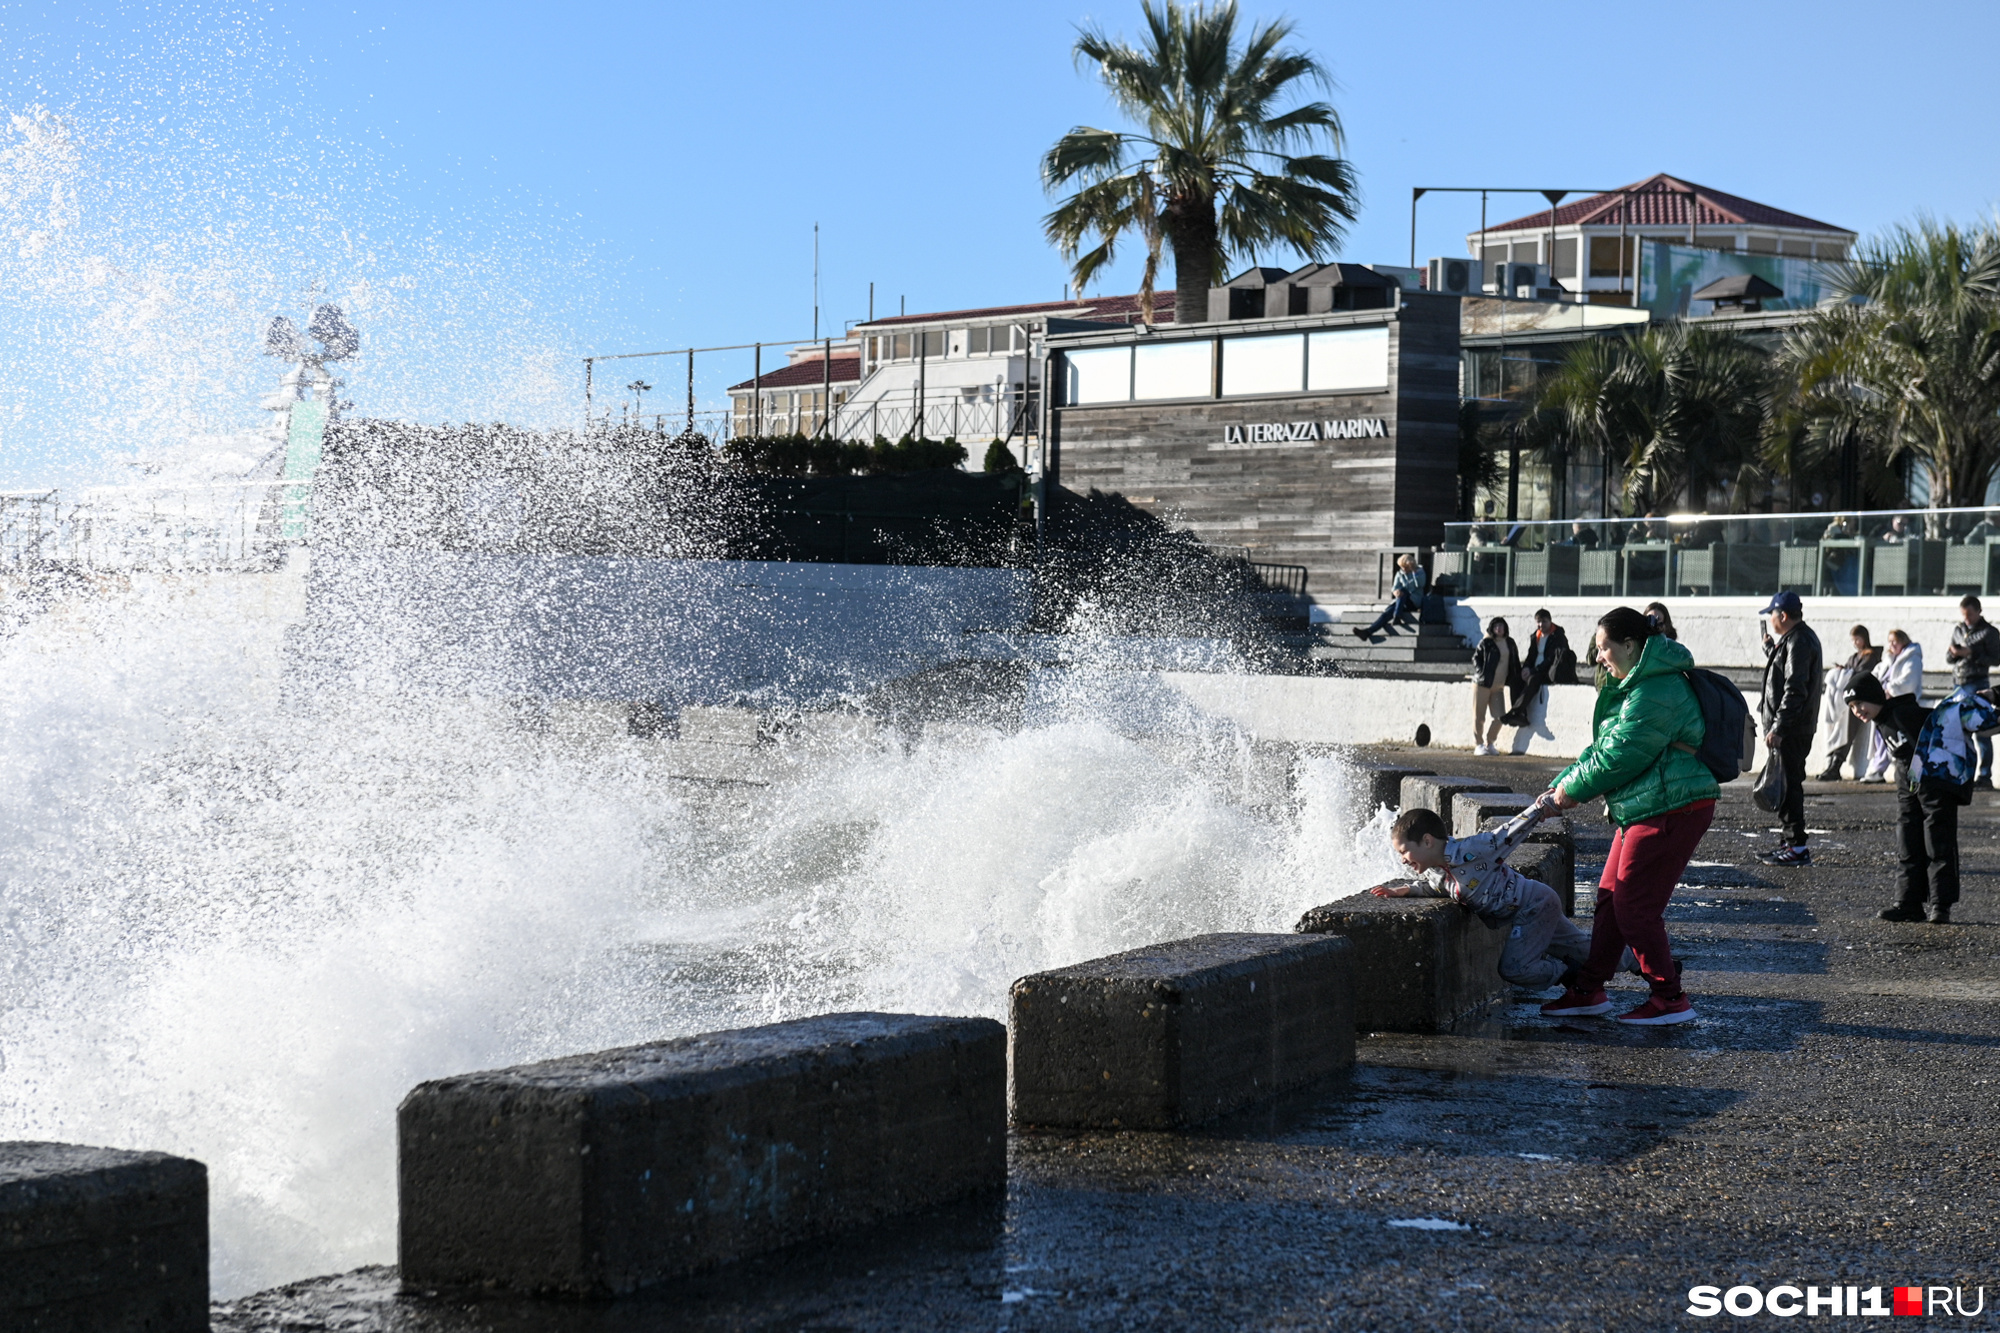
[1761, 590, 1802, 616]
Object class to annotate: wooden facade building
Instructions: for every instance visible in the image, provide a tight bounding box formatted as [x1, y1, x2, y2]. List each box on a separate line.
[1042, 293, 1461, 601]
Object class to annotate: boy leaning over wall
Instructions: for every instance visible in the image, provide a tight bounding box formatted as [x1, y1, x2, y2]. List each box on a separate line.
[1373, 801, 1635, 994]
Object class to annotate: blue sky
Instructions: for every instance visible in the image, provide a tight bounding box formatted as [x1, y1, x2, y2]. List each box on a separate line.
[1, 0, 1996, 482]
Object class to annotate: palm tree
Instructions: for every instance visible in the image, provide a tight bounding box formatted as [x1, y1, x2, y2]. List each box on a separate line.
[1774, 219, 2000, 508]
[1042, 1, 1358, 324]
[1516, 324, 1770, 514]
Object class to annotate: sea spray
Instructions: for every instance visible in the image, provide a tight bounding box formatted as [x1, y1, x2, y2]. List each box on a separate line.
[0, 569, 1403, 1296]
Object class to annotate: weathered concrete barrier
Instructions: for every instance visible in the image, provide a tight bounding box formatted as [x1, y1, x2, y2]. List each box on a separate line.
[398, 1012, 1006, 1296]
[1400, 773, 1508, 820]
[1010, 933, 1355, 1130]
[1451, 789, 1539, 837]
[0, 1142, 208, 1333]
[1351, 761, 1433, 818]
[1294, 897, 1507, 1032]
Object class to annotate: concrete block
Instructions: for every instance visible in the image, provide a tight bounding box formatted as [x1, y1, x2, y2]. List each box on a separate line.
[0, 1142, 208, 1333]
[1399, 773, 1509, 821]
[1350, 761, 1433, 817]
[398, 1012, 1006, 1296]
[1294, 896, 1507, 1032]
[1509, 841, 1576, 916]
[1009, 933, 1355, 1130]
[1450, 789, 1538, 838]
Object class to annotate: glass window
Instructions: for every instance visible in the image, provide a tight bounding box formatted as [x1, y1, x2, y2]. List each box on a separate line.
[1306, 327, 1389, 393]
[1588, 237, 1634, 277]
[893, 333, 911, 359]
[1552, 237, 1578, 279]
[1063, 347, 1132, 404]
[1221, 333, 1304, 396]
[1511, 240, 1539, 264]
[1816, 241, 1847, 260]
[1132, 339, 1212, 400]
[922, 330, 944, 357]
[968, 327, 989, 355]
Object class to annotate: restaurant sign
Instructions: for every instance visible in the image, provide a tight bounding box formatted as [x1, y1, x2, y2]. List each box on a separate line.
[1214, 417, 1386, 448]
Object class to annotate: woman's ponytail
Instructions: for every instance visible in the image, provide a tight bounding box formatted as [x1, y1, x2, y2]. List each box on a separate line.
[1597, 606, 1658, 646]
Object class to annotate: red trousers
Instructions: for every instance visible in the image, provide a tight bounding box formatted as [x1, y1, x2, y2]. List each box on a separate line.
[1581, 799, 1715, 997]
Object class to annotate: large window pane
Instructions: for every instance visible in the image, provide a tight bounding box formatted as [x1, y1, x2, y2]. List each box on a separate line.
[1132, 339, 1212, 400]
[1220, 333, 1303, 396]
[1306, 327, 1389, 393]
[1063, 347, 1132, 404]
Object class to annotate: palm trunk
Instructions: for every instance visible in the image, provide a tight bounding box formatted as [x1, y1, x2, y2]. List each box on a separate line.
[1165, 192, 1218, 325]
[1138, 236, 1161, 326]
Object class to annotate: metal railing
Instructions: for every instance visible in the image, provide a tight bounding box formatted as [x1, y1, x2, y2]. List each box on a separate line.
[1435, 506, 2000, 598]
[736, 388, 1040, 445]
[0, 480, 293, 571]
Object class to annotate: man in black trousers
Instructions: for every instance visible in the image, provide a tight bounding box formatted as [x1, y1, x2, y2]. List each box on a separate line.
[1845, 672, 1963, 924]
[1757, 591, 1823, 867]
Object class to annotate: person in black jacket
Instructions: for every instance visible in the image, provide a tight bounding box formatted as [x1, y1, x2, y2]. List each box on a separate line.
[1471, 617, 1521, 755]
[1846, 672, 1963, 923]
[1757, 591, 1823, 866]
[1947, 594, 2000, 787]
[1500, 609, 1573, 727]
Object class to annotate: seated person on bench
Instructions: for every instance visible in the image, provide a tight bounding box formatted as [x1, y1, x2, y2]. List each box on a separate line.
[1354, 554, 1425, 639]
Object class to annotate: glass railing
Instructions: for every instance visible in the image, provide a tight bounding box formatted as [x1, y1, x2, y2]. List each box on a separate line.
[1435, 507, 2000, 598]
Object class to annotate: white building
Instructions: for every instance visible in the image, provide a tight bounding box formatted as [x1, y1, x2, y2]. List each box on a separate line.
[1464, 172, 1856, 304]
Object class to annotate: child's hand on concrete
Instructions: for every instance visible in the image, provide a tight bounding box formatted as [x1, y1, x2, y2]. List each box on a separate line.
[1367, 880, 1417, 898]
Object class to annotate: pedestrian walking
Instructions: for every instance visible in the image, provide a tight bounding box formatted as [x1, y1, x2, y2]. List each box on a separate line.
[1863, 629, 1924, 783]
[1354, 553, 1425, 639]
[1946, 595, 2000, 788]
[1844, 672, 1998, 924]
[1757, 591, 1823, 867]
[1472, 617, 1521, 755]
[1500, 608, 1575, 727]
[1539, 606, 1720, 1025]
[1818, 625, 1884, 781]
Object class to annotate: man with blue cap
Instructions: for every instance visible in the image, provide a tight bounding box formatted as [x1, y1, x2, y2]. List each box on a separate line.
[1757, 590, 1822, 866]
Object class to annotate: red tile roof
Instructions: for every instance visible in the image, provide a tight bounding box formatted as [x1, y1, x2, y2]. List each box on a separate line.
[856, 290, 1178, 328]
[728, 355, 861, 393]
[1485, 174, 1851, 235]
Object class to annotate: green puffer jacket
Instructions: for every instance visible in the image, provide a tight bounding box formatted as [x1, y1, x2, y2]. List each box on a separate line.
[1555, 634, 1721, 826]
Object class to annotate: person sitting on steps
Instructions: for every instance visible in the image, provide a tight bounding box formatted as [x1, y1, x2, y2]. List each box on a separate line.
[1354, 554, 1425, 639]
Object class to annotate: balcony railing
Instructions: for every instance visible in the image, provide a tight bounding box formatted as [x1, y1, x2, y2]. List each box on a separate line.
[1435, 507, 2000, 599]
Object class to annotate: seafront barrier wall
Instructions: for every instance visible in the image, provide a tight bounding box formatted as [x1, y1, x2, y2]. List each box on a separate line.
[9, 753, 1577, 1318]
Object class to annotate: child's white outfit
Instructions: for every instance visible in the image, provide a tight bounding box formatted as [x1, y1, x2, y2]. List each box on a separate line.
[1404, 803, 1598, 990]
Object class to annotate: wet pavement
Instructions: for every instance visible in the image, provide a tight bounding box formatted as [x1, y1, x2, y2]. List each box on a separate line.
[213, 756, 2000, 1330]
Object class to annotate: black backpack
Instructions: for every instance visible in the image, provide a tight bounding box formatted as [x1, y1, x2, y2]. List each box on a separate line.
[1681, 669, 1753, 783]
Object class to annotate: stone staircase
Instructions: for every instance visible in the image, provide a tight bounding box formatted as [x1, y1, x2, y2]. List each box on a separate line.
[1310, 593, 1473, 669]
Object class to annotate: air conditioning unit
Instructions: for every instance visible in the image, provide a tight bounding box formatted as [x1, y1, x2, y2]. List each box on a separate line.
[1490, 263, 1554, 298]
[1427, 256, 1481, 295]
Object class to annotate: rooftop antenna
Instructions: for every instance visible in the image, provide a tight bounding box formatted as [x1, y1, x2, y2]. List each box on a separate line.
[813, 222, 820, 342]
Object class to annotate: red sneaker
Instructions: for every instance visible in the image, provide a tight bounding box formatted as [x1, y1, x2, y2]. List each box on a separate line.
[1540, 988, 1611, 1016]
[1616, 994, 1695, 1026]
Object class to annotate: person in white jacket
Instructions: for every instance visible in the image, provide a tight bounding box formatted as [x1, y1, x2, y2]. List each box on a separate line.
[1863, 629, 1924, 782]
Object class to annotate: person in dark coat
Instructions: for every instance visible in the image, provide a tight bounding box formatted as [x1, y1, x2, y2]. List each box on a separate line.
[1757, 591, 1823, 866]
[1501, 609, 1573, 726]
[1947, 594, 2000, 787]
[1845, 672, 1998, 924]
[1471, 617, 1522, 755]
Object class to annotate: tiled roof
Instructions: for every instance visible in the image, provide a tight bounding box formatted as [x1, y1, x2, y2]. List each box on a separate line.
[1485, 174, 1851, 235]
[856, 290, 1178, 328]
[728, 355, 861, 393]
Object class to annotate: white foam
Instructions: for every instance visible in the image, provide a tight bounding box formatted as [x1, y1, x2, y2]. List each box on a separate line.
[0, 570, 1405, 1297]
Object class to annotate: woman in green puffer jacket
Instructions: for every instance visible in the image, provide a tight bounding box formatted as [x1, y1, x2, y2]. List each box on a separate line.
[1539, 606, 1720, 1027]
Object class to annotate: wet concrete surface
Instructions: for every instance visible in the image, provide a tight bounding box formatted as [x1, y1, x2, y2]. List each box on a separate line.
[213, 758, 2000, 1330]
